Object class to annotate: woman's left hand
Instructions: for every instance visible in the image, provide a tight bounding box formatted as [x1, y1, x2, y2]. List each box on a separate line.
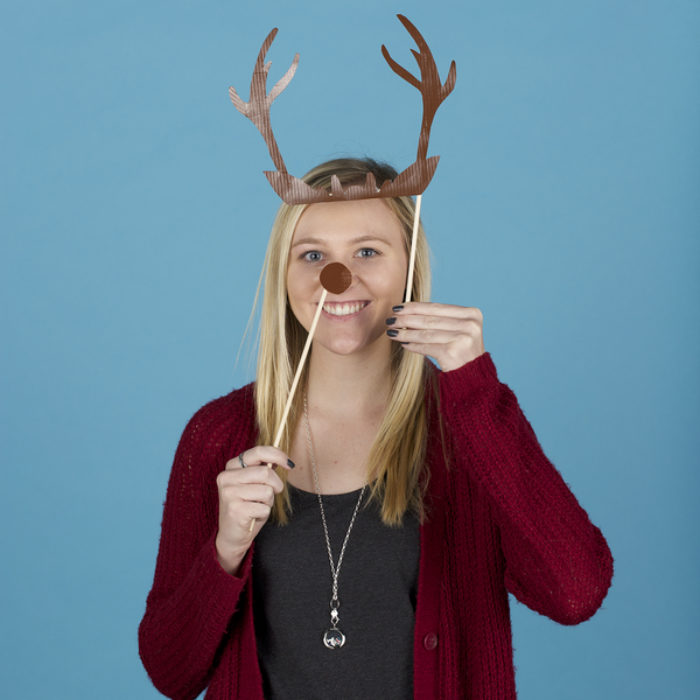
[385, 302, 486, 372]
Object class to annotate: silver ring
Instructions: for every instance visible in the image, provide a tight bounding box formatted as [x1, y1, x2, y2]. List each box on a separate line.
[238, 453, 248, 469]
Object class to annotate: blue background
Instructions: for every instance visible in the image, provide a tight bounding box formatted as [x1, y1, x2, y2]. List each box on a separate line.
[2, 1, 698, 698]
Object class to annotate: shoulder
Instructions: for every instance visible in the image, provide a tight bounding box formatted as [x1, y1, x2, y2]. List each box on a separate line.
[185, 381, 256, 427]
[176, 381, 257, 463]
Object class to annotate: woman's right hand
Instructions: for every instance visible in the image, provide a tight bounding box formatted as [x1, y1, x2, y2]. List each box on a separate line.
[214, 446, 294, 575]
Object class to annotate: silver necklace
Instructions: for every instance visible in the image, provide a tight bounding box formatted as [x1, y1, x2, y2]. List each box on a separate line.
[303, 392, 366, 650]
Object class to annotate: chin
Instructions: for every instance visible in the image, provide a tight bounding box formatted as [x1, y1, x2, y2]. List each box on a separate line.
[317, 330, 388, 358]
[323, 339, 366, 356]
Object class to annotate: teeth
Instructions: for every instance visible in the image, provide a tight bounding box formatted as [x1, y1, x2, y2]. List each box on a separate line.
[322, 302, 366, 316]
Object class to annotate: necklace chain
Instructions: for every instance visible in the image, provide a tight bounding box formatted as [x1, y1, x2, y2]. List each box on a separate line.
[303, 391, 366, 646]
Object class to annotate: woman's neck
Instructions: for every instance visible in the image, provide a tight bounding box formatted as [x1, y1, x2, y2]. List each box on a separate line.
[305, 342, 393, 418]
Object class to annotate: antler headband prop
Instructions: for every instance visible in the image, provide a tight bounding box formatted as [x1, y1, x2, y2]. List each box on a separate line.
[229, 14, 456, 205]
[229, 14, 456, 305]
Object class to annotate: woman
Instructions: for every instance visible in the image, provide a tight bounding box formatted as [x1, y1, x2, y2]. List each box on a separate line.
[138, 158, 614, 699]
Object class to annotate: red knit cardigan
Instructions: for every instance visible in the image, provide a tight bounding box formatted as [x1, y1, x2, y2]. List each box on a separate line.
[139, 352, 614, 699]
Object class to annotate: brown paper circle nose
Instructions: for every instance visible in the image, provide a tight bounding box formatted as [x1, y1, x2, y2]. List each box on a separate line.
[320, 262, 352, 294]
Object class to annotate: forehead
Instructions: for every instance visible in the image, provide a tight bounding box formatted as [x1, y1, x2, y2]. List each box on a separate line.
[292, 198, 403, 245]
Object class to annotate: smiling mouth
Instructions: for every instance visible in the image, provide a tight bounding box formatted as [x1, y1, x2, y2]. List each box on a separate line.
[320, 301, 370, 317]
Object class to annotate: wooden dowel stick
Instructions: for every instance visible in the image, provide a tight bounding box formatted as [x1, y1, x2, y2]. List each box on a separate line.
[273, 286, 328, 448]
[249, 287, 329, 533]
[404, 193, 422, 304]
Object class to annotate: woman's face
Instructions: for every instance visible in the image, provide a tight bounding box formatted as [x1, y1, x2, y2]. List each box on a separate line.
[286, 198, 408, 358]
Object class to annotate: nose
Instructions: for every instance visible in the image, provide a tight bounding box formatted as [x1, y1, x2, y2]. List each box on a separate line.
[320, 262, 352, 294]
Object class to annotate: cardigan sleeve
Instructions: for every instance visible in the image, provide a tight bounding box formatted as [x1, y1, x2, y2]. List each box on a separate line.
[138, 400, 255, 700]
[438, 352, 614, 625]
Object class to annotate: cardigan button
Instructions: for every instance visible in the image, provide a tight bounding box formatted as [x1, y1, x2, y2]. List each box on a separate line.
[423, 632, 438, 651]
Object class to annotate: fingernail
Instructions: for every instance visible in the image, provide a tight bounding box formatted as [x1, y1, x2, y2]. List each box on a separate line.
[392, 305, 404, 312]
[386, 329, 399, 337]
[287, 459, 295, 469]
[385, 317, 396, 325]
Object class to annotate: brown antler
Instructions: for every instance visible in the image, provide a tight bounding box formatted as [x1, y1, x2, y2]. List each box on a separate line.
[229, 19, 455, 204]
[381, 14, 456, 162]
[229, 28, 299, 173]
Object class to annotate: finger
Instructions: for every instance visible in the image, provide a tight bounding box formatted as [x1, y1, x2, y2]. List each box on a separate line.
[245, 446, 295, 470]
[217, 466, 285, 493]
[236, 500, 272, 525]
[225, 446, 294, 471]
[393, 302, 483, 320]
[224, 453, 249, 471]
[387, 327, 469, 345]
[397, 338, 485, 372]
[394, 340, 460, 365]
[388, 313, 481, 333]
[221, 482, 276, 507]
[395, 341, 438, 358]
[218, 490, 271, 520]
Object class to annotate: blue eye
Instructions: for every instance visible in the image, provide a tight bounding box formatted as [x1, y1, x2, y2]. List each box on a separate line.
[358, 248, 379, 258]
[302, 251, 323, 263]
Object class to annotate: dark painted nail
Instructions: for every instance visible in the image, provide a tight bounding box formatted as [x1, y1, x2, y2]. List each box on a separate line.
[386, 329, 399, 337]
[400, 341, 409, 345]
[385, 317, 396, 325]
[287, 459, 295, 468]
[392, 305, 404, 312]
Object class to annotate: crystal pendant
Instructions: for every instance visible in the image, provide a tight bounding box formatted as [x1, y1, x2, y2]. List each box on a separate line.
[323, 628, 346, 649]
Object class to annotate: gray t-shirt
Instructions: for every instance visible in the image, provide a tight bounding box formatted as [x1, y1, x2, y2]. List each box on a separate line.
[252, 483, 420, 700]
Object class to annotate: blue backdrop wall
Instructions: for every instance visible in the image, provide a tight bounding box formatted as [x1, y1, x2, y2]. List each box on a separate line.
[2, 1, 698, 698]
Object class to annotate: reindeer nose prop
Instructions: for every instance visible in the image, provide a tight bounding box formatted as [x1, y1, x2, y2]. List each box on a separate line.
[320, 262, 352, 295]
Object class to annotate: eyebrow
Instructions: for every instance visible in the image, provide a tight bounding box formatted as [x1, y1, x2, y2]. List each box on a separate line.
[291, 234, 393, 249]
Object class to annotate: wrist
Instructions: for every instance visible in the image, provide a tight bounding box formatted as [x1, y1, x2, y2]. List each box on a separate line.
[215, 535, 249, 576]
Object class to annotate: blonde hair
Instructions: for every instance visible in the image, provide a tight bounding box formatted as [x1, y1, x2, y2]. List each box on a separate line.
[252, 158, 435, 526]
